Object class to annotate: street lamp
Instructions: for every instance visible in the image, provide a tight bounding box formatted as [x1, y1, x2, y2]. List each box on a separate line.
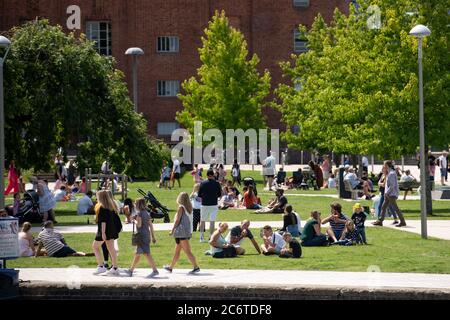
[0, 36, 11, 211]
[125, 47, 144, 112]
[409, 24, 431, 239]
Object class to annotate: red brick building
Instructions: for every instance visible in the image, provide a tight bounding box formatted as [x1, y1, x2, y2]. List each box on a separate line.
[0, 0, 348, 143]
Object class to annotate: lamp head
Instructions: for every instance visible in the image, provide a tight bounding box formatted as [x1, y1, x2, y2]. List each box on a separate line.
[125, 47, 144, 56]
[0, 36, 11, 49]
[409, 24, 431, 38]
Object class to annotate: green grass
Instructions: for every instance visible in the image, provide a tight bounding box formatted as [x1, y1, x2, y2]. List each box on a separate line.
[7, 170, 450, 227]
[9, 227, 450, 274]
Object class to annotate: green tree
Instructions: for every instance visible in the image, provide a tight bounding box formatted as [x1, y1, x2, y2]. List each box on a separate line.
[276, 0, 449, 158]
[177, 10, 271, 135]
[4, 20, 169, 179]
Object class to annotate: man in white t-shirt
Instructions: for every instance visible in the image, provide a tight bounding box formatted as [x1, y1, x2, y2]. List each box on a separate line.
[77, 191, 95, 215]
[171, 158, 181, 188]
[262, 151, 277, 191]
[260, 225, 285, 255]
[362, 156, 369, 173]
[438, 151, 448, 185]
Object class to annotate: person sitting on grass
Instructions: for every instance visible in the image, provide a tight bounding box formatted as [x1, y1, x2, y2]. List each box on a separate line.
[18, 222, 35, 257]
[242, 185, 262, 209]
[226, 220, 261, 255]
[77, 191, 95, 216]
[209, 222, 244, 258]
[124, 198, 159, 278]
[219, 181, 238, 209]
[53, 185, 68, 202]
[327, 174, 337, 189]
[36, 221, 93, 258]
[351, 203, 367, 244]
[321, 202, 348, 244]
[331, 220, 360, 246]
[260, 225, 286, 256]
[279, 232, 302, 258]
[301, 211, 328, 247]
[280, 205, 301, 237]
[254, 189, 287, 214]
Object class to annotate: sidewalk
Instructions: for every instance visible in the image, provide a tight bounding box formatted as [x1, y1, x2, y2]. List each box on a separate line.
[31, 220, 450, 240]
[17, 268, 450, 300]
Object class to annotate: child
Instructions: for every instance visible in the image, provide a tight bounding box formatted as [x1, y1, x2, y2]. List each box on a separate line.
[13, 192, 21, 216]
[351, 203, 367, 244]
[328, 174, 337, 189]
[331, 220, 359, 246]
[124, 198, 159, 278]
[190, 184, 202, 232]
[279, 233, 302, 258]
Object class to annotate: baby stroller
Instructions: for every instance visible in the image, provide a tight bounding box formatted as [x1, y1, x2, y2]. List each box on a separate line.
[137, 189, 170, 223]
[6, 190, 42, 224]
[243, 177, 258, 196]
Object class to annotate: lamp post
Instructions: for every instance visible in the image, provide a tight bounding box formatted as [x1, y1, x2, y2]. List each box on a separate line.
[125, 47, 144, 112]
[409, 24, 431, 239]
[0, 36, 11, 211]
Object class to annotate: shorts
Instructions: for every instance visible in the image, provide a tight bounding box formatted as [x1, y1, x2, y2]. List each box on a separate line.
[212, 246, 237, 258]
[265, 175, 275, 178]
[174, 172, 180, 179]
[175, 238, 190, 244]
[136, 242, 150, 254]
[201, 205, 218, 222]
[52, 245, 76, 258]
[441, 168, 447, 176]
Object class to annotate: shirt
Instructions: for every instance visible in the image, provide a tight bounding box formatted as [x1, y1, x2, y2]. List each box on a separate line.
[226, 226, 254, 242]
[270, 232, 286, 252]
[53, 189, 66, 202]
[173, 159, 181, 174]
[198, 178, 222, 206]
[362, 157, 369, 167]
[328, 177, 336, 188]
[37, 229, 65, 257]
[351, 212, 366, 228]
[288, 239, 301, 258]
[263, 155, 276, 176]
[344, 172, 359, 189]
[276, 195, 288, 211]
[190, 192, 202, 210]
[77, 195, 94, 215]
[329, 213, 348, 235]
[385, 169, 399, 197]
[301, 219, 319, 241]
[438, 155, 447, 169]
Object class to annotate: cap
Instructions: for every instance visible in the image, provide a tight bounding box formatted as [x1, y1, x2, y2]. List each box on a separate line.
[353, 203, 362, 210]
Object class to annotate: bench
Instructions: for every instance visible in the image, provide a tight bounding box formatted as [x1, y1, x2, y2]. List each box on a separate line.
[398, 180, 420, 200]
[34, 172, 56, 182]
[344, 180, 359, 200]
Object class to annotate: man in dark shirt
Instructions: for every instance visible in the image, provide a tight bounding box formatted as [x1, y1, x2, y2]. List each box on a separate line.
[198, 169, 223, 242]
[254, 189, 288, 214]
[226, 220, 261, 255]
[280, 233, 302, 258]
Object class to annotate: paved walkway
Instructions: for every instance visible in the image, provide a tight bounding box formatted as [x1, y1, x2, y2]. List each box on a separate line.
[17, 268, 450, 291]
[31, 219, 450, 240]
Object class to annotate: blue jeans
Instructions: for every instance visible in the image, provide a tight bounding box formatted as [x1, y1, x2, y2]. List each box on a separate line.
[302, 234, 327, 247]
[248, 204, 262, 209]
[287, 225, 300, 237]
[332, 239, 353, 246]
[357, 227, 366, 244]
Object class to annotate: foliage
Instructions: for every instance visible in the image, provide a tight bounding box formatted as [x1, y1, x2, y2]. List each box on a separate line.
[4, 20, 169, 178]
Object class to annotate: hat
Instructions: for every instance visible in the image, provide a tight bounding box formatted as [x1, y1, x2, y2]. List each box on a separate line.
[353, 203, 362, 210]
[344, 164, 350, 169]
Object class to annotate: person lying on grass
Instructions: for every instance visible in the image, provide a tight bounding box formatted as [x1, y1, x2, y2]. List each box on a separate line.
[225, 220, 261, 255]
[36, 221, 94, 258]
[254, 189, 287, 214]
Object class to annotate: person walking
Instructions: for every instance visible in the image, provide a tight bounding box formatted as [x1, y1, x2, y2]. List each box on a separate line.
[438, 150, 448, 185]
[92, 190, 122, 276]
[164, 192, 200, 274]
[171, 157, 182, 188]
[373, 161, 406, 227]
[198, 169, 222, 242]
[124, 198, 159, 278]
[262, 151, 276, 191]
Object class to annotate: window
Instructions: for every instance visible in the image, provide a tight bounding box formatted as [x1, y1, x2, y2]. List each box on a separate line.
[157, 122, 180, 136]
[86, 21, 112, 56]
[157, 36, 179, 52]
[294, 29, 308, 53]
[293, 0, 310, 8]
[157, 81, 180, 97]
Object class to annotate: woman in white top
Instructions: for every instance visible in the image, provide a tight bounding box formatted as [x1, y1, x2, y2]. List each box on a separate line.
[19, 222, 35, 257]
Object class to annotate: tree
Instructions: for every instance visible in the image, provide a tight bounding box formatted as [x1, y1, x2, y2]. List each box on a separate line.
[276, 0, 449, 158]
[177, 10, 271, 136]
[4, 20, 169, 179]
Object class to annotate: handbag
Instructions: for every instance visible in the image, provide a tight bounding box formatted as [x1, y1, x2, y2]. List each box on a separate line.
[131, 219, 142, 246]
[172, 208, 192, 239]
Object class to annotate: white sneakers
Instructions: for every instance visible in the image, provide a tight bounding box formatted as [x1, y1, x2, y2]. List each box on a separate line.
[93, 266, 107, 275]
[105, 267, 120, 276]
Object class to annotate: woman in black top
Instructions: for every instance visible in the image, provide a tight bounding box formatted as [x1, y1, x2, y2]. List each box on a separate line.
[280, 205, 299, 237]
[92, 190, 121, 276]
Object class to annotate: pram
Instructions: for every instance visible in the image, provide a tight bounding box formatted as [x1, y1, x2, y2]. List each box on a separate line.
[243, 177, 258, 196]
[137, 189, 170, 223]
[6, 190, 42, 224]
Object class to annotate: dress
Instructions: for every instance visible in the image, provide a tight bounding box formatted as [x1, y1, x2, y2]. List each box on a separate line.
[136, 210, 151, 254]
[39, 183, 56, 213]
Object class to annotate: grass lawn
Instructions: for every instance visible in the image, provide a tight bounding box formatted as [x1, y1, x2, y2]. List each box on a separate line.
[7, 170, 449, 227]
[8, 227, 450, 274]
